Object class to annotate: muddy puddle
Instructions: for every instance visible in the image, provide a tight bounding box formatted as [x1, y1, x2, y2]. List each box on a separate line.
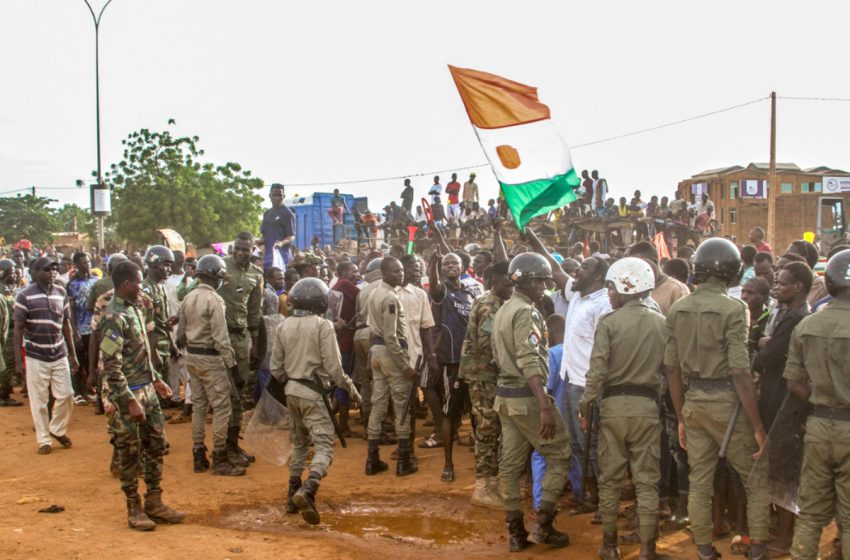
[212, 494, 501, 548]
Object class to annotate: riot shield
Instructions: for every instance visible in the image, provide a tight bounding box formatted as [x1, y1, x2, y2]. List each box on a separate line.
[243, 389, 292, 466]
[749, 393, 811, 514]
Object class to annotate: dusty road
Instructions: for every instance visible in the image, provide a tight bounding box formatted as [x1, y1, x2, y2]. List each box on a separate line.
[0, 388, 835, 559]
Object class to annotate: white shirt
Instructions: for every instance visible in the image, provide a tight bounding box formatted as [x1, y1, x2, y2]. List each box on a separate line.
[558, 277, 612, 386]
[399, 283, 436, 368]
[164, 273, 184, 317]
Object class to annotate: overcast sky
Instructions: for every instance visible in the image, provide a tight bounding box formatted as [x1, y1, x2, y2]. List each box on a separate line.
[2, 0, 849, 219]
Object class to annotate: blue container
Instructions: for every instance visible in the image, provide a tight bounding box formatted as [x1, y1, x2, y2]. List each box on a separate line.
[283, 192, 364, 250]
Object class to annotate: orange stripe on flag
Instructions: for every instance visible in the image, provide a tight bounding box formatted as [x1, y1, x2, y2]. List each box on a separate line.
[448, 65, 550, 130]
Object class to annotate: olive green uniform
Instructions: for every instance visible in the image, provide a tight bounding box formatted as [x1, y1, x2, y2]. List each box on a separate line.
[579, 299, 665, 540]
[218, 256, 263, 417]
[270, 312, 359, 478]
[0, 281, 16, 390]
[177, 283, 236, 450]
[664, 282, 769, 546]
[353, 272, 382, 422]
[99, 296, 165, 499]
[366, 281, 411, 440]
[459, 292, 503, 478]
[492, 291, 570, 511]
[783, 299, 850, 560]
[142, 277, 172, 379]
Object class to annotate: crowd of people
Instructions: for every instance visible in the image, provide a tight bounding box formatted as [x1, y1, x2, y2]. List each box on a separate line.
[1, 180, 849, 560]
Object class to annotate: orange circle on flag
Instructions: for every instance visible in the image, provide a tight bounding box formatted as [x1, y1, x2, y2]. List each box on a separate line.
[496, 145, 521, 169]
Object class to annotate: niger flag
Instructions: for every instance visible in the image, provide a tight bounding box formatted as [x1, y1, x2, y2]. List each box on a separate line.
[448, 65, 580, 229]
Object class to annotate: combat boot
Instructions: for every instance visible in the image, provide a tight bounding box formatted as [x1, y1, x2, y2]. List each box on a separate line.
[285, 476, 302, 514]
[365, 440, 388, 475]
[126, 495, 156, 531]
[226, 427, 250, 468]
[395, 438, 418, 477]
[292, 472, 321, 525]
[143, 489, 186, 524]
[506, 510, 530, 552]
[227, 426, 255, 464]
[193, 445, 210, 473]
[530, 501, 570, 548]
[212, 448, 246, 476]
[638, 534, 668, 560]
[471, 477, 504, 510]
[599, 530, 621, 559]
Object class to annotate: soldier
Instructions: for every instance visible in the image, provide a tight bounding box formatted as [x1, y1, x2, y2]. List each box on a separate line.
[364, 257, 418, 476]
[459, 261, 513, 509]
[578, 258, 666, 560]
[142, 246, 179, 390]
[0, 259, 20, 406]
[352, 257, 383, 432]
[665, 238, 769, 560]
[177, 254, 245, 476]
[219, 232, 264, 467]
[270, 278, 362, 525]
[785, 249, 850, 560]
[98, 261, 185, 531]
[492, 253, 571, 552]
[88, 253, 128, 414]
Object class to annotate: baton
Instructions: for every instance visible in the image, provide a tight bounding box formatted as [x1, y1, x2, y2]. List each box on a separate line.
[579, 401, 595, 505]
[400, 355, 423, 426]
[719, 400, 741, 459]
[313, 373, 347, 448]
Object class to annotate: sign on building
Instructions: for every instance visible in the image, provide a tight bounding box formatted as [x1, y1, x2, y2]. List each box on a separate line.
[824, 176, 850, 193]
[740, 179, 767, 198]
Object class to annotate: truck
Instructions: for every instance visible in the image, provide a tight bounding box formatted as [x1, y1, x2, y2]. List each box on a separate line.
[283, 192, 368, 250]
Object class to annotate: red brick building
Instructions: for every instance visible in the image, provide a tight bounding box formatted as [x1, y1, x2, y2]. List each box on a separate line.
[676, 162, 850, 251]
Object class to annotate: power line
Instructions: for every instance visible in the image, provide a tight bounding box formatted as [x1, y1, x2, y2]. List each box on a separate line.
[778, 96, 850, 102]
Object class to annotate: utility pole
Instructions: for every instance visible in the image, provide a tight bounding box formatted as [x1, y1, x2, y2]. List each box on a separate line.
[83, 0, 114, 251]
[766, 91, 777, 246]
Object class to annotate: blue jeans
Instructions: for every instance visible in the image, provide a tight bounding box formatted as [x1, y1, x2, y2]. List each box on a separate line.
[254, 368, 271, 405]
[531, 450, 547, 510]
[563, 383, 599, 500]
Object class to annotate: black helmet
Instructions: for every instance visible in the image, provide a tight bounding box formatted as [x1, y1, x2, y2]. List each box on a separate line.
[144, 245, 175, 266]
[288, 278, 329, 315]
[366, 257, 384, 273]
[0, 258, 14, 273]
[693, 238, 741, 282]
[508, 252, 552, 284]
[196, 254, 226, 280]
[825, 248, 850, 296]
[106, 253, 128, 274]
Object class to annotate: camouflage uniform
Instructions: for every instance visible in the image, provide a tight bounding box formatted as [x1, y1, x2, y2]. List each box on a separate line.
[99, 296, 166, 499]
[142, 277, 172, 379]
[459, 292, 503, 478]
[0, 281, 16, 389]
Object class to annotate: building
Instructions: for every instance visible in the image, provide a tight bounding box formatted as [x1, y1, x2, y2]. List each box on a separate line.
[676, 162, 850, 251]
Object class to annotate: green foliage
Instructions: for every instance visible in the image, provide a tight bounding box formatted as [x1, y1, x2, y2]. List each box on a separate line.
[0, 195, 61, 246]
[54, 203, 96, 235]
[100, 123, 264, 247]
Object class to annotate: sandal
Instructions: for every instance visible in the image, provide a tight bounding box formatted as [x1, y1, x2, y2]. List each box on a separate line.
[418, 435, 443, 448]
[50, 433, 72, 448]
[731, 534, 750, 556]
[440, 468, 455, 482]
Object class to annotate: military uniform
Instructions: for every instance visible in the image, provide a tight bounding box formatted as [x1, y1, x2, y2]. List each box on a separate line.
[0, 280, 16, 391]
[784, 298, 850, 559]
[98, 296, 166, 500]
[352, 270, 382, 424]
[218, 256, 263, 416]
[492, 291, 570, 512]
[86, 276, 114, 314]
[579, 299, 665, 541]
[664, 282, 769, 547]
[178, 283, 236, 451]
[142, 277, 172, 379]
[366, 281, 411, 441]
[459, 292, 503, 480]
[270, 311, 358, 479]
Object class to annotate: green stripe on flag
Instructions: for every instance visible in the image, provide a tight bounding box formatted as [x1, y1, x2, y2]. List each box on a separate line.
[500, 168, 581, 230]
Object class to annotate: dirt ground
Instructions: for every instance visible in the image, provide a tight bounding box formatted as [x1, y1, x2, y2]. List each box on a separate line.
[0, 388, 838, 559]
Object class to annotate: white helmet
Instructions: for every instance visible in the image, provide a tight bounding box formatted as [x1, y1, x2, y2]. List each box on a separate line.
[605, 257, 655, 295]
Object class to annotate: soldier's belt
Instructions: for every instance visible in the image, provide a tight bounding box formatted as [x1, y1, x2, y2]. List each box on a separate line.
[129, 381, 152, 391]
[602, 384, 658, 401]
[685, 377, 735, 393]
[812, 405, 850, 423]
[495, 386, 533, 398]
[370, 336, 408, 349]
[228, 325, 247, 334]
[186, 346, 219, 356]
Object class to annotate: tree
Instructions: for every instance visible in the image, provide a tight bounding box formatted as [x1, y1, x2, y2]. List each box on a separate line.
[101, 122, 264, 247]
[0, 194, 61, 246]
[54, 203, 96, 235]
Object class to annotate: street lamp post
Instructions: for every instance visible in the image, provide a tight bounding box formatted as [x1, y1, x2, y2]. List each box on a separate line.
[83, 0, 114, 250]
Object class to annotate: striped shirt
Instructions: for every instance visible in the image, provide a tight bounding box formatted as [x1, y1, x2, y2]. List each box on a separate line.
[14, 283, 70, 362]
